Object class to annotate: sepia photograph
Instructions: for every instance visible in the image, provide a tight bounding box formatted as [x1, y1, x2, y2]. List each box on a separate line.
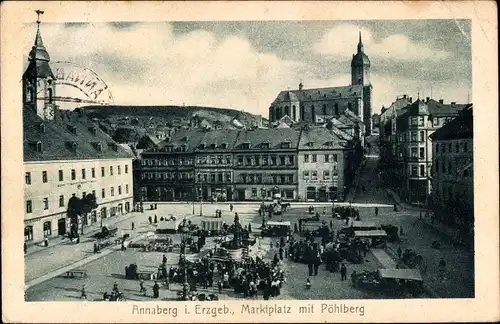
[1, 1, 498, 323]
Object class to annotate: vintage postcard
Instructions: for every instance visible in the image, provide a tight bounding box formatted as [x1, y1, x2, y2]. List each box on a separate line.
[1, 1, 498, 323]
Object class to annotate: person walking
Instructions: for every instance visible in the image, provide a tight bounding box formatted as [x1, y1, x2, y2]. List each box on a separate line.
[340, 263, 347, 281]
[80, 284, 87, 300]
[375, 207, 379, 216]
[162, 254, 167, 265]
[153, 281, 160, 298]
[154, 214, 158, 224]
[438, 257, 446, 281]
[131, 222, 135, 231]
[139, 279, 147, 296]
[230, 204, 234, 212]
[148, 216, 152, 224]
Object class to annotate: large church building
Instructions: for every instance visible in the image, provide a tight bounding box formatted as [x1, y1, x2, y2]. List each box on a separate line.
[269, 33, 373, 136]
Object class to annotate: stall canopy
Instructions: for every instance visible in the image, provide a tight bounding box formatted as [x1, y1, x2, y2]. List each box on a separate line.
[354, 230, 388, 237]
[351, 221, 379, 228]
[378, 269, 423, 281]
[267, 221, 291, 227]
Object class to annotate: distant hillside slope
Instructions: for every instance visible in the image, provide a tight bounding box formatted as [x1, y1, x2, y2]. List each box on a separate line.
[80, 105, 267, 144]
[82, 105, 265, 125]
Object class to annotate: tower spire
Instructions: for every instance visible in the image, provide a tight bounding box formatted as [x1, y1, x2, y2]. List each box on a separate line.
[357, 31, 364, 53]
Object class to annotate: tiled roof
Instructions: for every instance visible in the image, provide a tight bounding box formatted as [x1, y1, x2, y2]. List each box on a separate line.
[298, 127, 348, 150]
[23, 107, 133, 162]
[156, 129, 206, 153]
[272, 85, 363, 105]
[426, 99, 469, 117]
[234, 128, 300, 150]
[405, 99, 430, 116]
[430, 105, 473, 141]
[343, 108, 363, 123]
[196, 130, 240, 152]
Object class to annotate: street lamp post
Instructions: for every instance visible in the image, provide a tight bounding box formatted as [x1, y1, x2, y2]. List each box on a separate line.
[261, 188, 266, 227]
[199, 187, 203, 216]
[179, 225, 191, 300]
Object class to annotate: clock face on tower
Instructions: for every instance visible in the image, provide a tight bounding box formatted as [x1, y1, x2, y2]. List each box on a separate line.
[44, 107, 54, 120]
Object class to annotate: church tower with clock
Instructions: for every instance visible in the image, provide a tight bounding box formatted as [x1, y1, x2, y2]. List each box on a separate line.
[23, 10, 56, 121]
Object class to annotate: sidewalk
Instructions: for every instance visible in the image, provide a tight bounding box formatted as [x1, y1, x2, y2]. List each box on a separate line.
[25, 211, 140, 256]
[345, 159, 367, 202]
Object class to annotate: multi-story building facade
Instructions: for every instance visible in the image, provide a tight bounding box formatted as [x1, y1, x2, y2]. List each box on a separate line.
[390, 98, 470, 203]
[298, 127, 348, 201]
[430, 106, 473, 227]
[232, 129, 300, 201]
[23, 20, 134, 244]
[195, 130, 240, 201]
[268, 33, 373, 135]
[140, 130, 204, 201]
[137, 126, 360, 202]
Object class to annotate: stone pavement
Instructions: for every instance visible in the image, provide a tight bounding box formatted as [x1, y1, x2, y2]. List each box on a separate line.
[353, 155, 474, 298]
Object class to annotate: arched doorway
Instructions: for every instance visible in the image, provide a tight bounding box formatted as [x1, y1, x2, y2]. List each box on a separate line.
[57, 218, 66, 236]
[318, 187, 327, 202]
[306, 187, 316, 201]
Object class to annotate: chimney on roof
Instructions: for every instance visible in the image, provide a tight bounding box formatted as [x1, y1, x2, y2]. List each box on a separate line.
[299, 81, 303, 90]
[439, 99, 444, 104]
[403, 94, 407, 98]
[426, 97, 430, 102]
[451, 102, 456, 105]
[409, 97, 413, 103]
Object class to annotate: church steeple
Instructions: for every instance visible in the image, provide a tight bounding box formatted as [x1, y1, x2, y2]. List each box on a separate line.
[357, 31, 364, 53]
[23, 10, 56, 120]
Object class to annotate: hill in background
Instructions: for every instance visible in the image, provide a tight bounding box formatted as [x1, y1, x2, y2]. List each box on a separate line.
[81, 105, 267, 144]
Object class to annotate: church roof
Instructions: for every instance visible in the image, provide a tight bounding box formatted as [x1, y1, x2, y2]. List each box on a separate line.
[272, 85, 363, 105]
[351, 52, 370, 66]
[23, 107, 133, 162]
[24, 22, 55, 79]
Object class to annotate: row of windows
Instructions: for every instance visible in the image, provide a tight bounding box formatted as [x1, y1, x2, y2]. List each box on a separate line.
[251, 188, 294, 198]
[409, 116, 453, 127]
[434, 160, 472, 178]
[198, 156, 232, 165]
[141, 172, 195, 181]
[399, 131, 426, 143]
[304, 154, 338, 163]
[239, 174, 294, 184]
[25, 164, 129, 185]
[237, 155, 294, 167]
[142, 158, 194, 167]
[25, 185, 130, 213]
[303, 169, 338, 180]
[273, 102, 352, 121]
[435, 141, 469, 154]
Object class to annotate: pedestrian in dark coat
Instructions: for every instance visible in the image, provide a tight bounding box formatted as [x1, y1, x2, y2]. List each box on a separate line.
[131, 222, 135, 230]
[340, 264, 347, 280]
[148, 216, 152, 224]
[153, 281, 160, 298]
[279, 247, 284, 260]
[375, 207, 379, 216]
[154, 214, 158, 224]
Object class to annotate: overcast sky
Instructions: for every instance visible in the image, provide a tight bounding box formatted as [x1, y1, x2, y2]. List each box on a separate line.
[23, 20, 471, 116]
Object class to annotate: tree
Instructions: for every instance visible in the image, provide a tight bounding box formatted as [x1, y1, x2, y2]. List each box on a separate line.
[82, 193, 98, 216]
[67, 194, 98, 235]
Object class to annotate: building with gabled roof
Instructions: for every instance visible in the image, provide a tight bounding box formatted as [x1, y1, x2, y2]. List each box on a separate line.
[384, 96, 472, 204]
[22, 19, 134, 244]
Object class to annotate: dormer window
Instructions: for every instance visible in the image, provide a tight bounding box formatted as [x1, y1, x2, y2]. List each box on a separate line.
[262, 142, 270, 149]
[210, 144, 217, 149]
[67, 125, 77, 135]
[220, 143, 228, 149]
[241, 142, 251, 149]
[39, 123, 46, 133]
[110, 143, 118, 152]
[199, 143, 206, 149]
[36, 141, 43, 152]
[281, 142, 291, 149]
[67, 141, 77, 153]
[89, 126, 97, 136]
[307, 142, 315, 147]
[93, 142, 103, 152]
[181, 144, 187, 152]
